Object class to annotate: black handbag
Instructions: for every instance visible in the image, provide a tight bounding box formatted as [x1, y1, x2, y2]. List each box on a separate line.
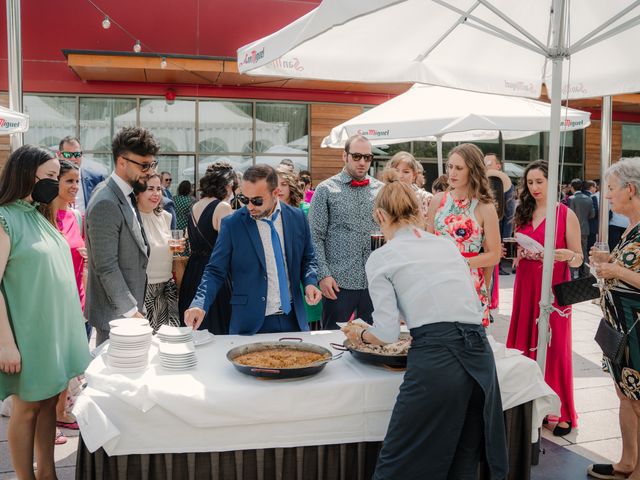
[595, 317, 639, 365]
[552, 275, 600, 306]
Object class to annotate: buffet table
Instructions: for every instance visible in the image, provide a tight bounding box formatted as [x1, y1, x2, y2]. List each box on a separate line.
[74, 330, 559, 479]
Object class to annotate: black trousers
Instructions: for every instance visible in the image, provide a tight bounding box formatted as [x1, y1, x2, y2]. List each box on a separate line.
[373, 322, 507, 480]
[321, 288, 373, 330]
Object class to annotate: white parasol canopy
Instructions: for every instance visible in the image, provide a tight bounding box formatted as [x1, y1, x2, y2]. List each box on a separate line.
[321, 83, 590, 174]
[237, 0, 640, 373]
[0, 105, 28, 135]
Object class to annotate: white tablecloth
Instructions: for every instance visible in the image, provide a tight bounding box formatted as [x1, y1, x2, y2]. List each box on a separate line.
[74, 331, 559, 455]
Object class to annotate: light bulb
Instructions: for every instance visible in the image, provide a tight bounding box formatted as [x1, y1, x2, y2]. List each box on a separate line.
[160, 57, 167, 68]
[102, 16, 111, 29]
[133, 40, 142, 53]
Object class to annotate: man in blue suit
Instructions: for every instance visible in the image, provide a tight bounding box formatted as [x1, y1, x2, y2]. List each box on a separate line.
[184, 164, 322, 335]
[57, 136, 107, 213]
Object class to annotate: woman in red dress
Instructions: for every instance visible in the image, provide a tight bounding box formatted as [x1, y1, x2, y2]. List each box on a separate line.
[507, 160, 583, 436]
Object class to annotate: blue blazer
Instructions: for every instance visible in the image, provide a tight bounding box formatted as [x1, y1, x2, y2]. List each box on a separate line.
[190, 202, 319, 335]
[81, 160, 108, 205]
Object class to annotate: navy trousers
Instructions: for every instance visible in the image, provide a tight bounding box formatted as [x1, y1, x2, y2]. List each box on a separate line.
[321, 288, 373, 330]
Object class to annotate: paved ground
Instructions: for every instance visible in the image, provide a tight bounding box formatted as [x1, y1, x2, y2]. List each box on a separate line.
[0, 273, 623, 479]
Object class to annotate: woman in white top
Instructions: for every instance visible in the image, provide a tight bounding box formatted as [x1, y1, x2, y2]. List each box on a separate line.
[136, 174, 180, 331]
[343, 172, 507, 480]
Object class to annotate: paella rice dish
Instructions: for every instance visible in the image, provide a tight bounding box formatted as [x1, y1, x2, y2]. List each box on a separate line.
[234, 349, 328, 368]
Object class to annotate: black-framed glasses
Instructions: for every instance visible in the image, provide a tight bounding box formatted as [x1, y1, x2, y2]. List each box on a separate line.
[122, 155, 158, 172]
[237, 194, 264, 206]
[61, 151, 83, 159]
[348, 152, 374, 162]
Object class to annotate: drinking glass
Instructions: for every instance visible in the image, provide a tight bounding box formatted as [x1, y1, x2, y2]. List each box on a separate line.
[370, 232, 386, 251]
[591, 241, 610, 288]
[169, 229, 185, 255]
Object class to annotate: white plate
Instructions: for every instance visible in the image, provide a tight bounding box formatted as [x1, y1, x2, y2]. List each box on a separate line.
[157, 325, 193, 336]
[109, 318, 150, 329]
[159, 342, 195, 355]
[161, 364, 197, 370]
[192, 330, 214, 346]
[110, 325, 153, 337]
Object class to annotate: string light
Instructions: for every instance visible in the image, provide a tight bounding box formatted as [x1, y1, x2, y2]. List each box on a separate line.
[160, 57, 167, 68]
[133, 40, 142, 53]
[102, 16, 111, 29]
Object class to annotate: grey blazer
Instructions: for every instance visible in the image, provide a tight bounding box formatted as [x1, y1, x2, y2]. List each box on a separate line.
[85, 177, 148, 332]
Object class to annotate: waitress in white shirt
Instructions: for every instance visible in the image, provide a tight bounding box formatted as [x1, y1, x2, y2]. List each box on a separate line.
[137, 174, 180, 331]
[343, 173, 508, 480]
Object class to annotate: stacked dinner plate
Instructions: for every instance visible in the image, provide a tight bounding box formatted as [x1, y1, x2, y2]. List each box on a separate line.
[106, 325, 153, 373]
[156, 325, 194, 343]
[158, 342, 197, 370]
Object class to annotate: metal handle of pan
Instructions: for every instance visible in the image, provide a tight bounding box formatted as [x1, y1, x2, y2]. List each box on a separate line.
[278, 337, 303, 342]
[329, 352, 344, 361]
[330, 342, 348, 351]
[250, 368, 281, 374]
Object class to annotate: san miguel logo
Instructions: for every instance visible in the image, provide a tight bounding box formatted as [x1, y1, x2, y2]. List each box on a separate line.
[240, 48, 265, 67]
[0, 118, 20, 129]
[269, 57, 304, 72]
[357, 128, 390, 137]
[504, 80, 536, 93]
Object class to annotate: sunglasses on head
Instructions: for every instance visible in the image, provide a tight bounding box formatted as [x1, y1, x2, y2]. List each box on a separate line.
[61, 151, 83, 159]
[349, 152, 374, 162]
[122, 155, 158, 172]
[237, 194, 264, 206]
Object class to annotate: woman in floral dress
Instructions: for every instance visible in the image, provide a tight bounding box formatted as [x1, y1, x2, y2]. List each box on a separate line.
[426, 143, 501, 327]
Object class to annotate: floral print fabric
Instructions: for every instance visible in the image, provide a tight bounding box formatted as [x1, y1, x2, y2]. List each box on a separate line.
[434, 192, 489, 326]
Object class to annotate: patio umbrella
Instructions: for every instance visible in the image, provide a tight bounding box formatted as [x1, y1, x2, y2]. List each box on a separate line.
[0, 105, 28, 135]
[321, 84, 590, 175]
[237, 0, 640, 372]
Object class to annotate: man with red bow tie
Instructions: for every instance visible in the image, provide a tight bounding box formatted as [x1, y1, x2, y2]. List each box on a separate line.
[308, 134, 383, 329]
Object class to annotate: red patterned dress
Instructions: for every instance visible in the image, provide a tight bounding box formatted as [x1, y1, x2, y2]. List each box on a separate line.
[434, 192, 490, 326]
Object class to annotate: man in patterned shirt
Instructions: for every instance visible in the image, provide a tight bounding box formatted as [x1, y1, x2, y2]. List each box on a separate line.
[309, 134, 383, 329]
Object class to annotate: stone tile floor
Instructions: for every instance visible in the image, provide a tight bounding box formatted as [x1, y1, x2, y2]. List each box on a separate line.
[0, 274, 623, 479]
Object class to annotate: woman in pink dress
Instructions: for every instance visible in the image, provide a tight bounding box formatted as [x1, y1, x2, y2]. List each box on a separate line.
[426, 143, 501, 327]
[507, 160, 583, 436]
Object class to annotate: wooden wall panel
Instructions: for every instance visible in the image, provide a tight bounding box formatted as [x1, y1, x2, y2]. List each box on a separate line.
[584, 120, 623, 181]
[310, 104, 364, 185]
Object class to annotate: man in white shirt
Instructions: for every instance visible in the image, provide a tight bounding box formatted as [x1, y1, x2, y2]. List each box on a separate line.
[56, 136, 107, 213]
[85, 127, 160, 345]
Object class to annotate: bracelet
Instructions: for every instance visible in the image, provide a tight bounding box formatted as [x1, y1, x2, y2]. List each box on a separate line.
[360, 328, 370, 345]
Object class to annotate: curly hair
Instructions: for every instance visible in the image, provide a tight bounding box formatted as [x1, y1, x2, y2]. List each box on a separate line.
[111, 127, 160, 164]
[278, 170, 304, 207]
[514, 160, 548, 228]
[447, 143, 494, 204]
[201, 162, 236, 200]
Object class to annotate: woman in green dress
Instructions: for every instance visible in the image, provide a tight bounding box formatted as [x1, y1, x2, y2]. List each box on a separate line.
[0, 146, 91, 479]
[277, 169, 323, 326]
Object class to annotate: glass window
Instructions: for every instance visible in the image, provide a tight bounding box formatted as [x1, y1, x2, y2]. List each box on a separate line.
[24, 95, 76, 149]
[255, 103, 308, 167]
[80, 98, 137, 151]
[504, 133, 541, 162]
[199, 101, 252, 155]
[197, 155, 251, 178]
[83, 153, 113, 173]
[622, 124, 640, 157]
[140, 99, 196, 152]
[156, 155, 196, 196]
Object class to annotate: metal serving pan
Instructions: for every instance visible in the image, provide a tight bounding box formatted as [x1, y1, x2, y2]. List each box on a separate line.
[331, 332, 411, 369]
[226, 337, 342, 379]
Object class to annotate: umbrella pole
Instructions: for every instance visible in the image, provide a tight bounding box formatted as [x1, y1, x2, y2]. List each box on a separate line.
[536, 54, 564, 374]
[6, 0, 23, 150]
[599, 96, 613, 243]
[436, 136, 443, 176]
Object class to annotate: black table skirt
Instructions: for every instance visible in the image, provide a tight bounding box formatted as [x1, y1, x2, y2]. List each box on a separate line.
[76, 402, 532, 480]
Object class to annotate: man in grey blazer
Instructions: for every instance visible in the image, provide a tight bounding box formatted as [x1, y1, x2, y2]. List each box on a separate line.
[85, 127, 160, 345]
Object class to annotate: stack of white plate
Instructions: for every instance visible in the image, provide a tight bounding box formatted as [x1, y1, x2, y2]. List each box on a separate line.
[156, 325, 194, 343]
[158, 342, 197, 370]
[106, 325, 153, 373]
[109, 318, 150, 329]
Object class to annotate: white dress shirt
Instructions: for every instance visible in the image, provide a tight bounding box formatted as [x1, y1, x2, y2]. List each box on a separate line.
[366, 226, 483, 344]
[255, 201, 291, 316]
[75, 169, 86, 213]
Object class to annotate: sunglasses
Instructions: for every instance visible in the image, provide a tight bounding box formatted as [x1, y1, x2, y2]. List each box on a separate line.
[61, 151, 83, 159]
[122, 155, 158, 172]
[349, 152, 374, 162]
[237, 194, 264, 206]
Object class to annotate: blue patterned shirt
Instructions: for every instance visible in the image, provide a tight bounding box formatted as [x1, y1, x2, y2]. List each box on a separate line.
[308, 170, 383, 290]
